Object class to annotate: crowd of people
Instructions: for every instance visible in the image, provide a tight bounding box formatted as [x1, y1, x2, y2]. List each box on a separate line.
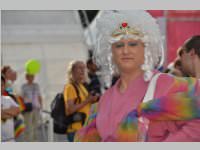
[1, 10, 200, 142]
[1, 66, 43, 142]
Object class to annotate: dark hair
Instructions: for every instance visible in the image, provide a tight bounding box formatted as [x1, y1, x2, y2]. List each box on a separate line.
[86, 58, 93, 66]
[86, 58, 95, 69]
[1, 75, 6, 84]
[164, 68, 171, 73]
[178, 48, 183, 57]
[1, 65, 11, 76]
[184, 35, 200, 58]
[174, 59, 181, 68]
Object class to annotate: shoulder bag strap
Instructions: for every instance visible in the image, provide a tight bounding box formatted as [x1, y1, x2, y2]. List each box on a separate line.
[71, 82, 81, 104]
[143, 73, 162, 103]
[138, 73, 162, 142]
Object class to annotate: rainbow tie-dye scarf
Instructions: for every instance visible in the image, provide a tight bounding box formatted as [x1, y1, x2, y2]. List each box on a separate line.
[75, 77, 200, 142]
[14, 115, 26, 138]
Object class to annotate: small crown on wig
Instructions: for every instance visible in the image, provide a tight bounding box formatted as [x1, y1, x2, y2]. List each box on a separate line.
[111, 22, 144, 37]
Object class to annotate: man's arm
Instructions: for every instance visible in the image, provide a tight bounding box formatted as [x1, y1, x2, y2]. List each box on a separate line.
[37, 84, 43, 109]
[38, 95, 43, 109]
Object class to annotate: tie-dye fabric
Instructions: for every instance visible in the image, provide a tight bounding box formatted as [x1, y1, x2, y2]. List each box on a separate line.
[138, 77, 200, 121]
[74, 76, 200, 142]
[75, 113, 102, 142]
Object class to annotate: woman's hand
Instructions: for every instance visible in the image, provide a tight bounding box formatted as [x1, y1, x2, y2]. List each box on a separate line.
[66, 95, 99, 115]
[87, 94, 100, 104]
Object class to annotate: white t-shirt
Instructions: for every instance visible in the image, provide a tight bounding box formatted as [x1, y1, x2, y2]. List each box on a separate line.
[1, 96, 19, 142]
[21, 83, 41, 109]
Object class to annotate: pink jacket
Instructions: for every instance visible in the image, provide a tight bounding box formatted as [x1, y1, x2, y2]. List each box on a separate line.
[75, 72, 200, 142]
[147, 74, 200, 142]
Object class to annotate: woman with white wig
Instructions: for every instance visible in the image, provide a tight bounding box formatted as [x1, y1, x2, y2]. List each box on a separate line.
[75, 10, 200, 142]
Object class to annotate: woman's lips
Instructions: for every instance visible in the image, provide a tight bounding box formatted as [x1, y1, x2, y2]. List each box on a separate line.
[121, 57, 134, 61]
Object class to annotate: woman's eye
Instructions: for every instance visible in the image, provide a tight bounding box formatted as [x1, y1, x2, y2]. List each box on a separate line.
[114, 43, 124, 48]
[128, 42, 138, 46]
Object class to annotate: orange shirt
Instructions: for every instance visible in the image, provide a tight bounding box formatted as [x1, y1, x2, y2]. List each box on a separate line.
[63, 83, 90, 132]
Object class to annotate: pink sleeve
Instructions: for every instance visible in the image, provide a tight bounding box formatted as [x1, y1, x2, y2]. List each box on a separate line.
[164, 119, 200, 142]
[138, 75, 200, 121]
[146, 74, 200, 142]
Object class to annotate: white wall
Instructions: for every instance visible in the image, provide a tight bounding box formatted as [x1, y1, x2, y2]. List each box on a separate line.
[1, 10, 89, 111]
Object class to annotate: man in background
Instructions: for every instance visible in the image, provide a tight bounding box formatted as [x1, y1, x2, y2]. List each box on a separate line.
[179, 35, 200, 79]
[86, 58, 101, 95]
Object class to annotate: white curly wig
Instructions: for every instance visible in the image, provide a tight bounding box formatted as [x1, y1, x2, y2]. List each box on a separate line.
[93, 10, 164, 86]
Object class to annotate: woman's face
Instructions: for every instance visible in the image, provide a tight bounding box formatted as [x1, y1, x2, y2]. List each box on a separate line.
[72, 62, 86, 82]
[5, 68, 13, 80]
[111, 38, 145, 73]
